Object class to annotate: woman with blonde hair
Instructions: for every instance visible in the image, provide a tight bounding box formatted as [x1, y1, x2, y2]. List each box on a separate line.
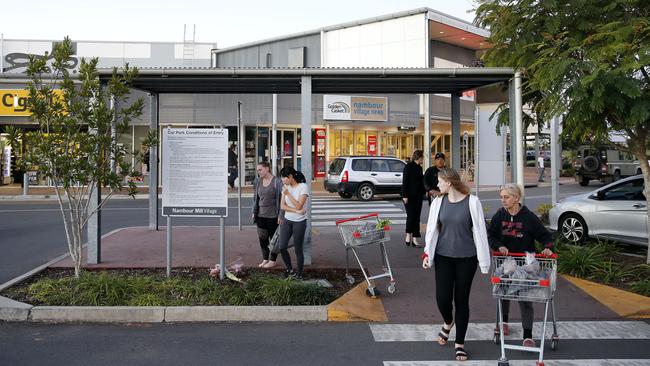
[422, 168, 491, 362]
[487, 183, 554, 348]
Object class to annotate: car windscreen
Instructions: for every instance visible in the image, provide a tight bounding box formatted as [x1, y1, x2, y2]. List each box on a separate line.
[328, 158, 346, 175]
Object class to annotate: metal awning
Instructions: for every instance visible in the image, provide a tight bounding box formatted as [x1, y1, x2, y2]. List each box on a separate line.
[97, 67, 514, 94]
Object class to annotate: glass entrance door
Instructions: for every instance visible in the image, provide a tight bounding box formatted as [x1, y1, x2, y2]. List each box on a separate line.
[276, 129, 295, 175]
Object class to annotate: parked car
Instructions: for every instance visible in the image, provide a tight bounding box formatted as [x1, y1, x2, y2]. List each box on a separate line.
[574, 145, 642, 186]
[324, 156, 406, 201]
[549, 175, 647, 246]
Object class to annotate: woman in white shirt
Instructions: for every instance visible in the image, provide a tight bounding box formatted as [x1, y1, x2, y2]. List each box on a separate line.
[422, 168, 491, 362]
[278, 166, 310, 279]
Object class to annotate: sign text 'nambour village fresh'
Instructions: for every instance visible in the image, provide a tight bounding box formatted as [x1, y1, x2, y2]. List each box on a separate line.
[323, 95, 388, 122]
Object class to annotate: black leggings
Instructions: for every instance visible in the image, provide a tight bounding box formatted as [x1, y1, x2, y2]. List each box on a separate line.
[501, 300, 534, 339]
[434, 254, 478, 344]
[278, 219, 306, 276]
[256, 216, 279, 261]
[404, 196, 423, 237]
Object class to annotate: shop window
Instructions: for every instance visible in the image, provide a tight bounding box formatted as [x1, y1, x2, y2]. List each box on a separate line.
[354, 131, 366, 155]
[328, 130, 341, 159]
[341, 130, 354, 156]
[245, 126, 257, 185]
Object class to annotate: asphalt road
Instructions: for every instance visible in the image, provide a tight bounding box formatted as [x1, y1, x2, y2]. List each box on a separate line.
[0, 183, 596, 285]
[1, 322, 649, 366]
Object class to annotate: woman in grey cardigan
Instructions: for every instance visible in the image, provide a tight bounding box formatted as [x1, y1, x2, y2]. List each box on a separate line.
[252, 162, 284, 268]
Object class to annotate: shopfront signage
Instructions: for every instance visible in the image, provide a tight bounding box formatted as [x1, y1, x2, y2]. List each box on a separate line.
[323, 95, 388, 122]
[162, 128, 229, 217]
[367, 135, 377, 156]
[0, 89, 64, 116]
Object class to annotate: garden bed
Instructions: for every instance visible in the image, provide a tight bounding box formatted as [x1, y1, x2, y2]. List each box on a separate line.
[555, 241, 650, 297]
[1, 268, 360, 307]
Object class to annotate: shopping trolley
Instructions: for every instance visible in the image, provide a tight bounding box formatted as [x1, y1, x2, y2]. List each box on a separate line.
[335, 213, 395, 298]
[491, 252, 559, 366]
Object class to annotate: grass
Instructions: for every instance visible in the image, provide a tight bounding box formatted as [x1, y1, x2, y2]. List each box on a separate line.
[3, 269, 338, 307]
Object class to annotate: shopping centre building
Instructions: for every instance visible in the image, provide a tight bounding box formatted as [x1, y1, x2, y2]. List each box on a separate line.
[1, 7, 506, 187]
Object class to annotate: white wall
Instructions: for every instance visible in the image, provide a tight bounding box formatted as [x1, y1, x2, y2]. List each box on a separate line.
[477, 103, 506, 186]
[323, 14, 426, 68]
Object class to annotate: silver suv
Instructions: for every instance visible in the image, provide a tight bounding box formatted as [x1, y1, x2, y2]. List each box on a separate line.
[324, 156, 406, 201]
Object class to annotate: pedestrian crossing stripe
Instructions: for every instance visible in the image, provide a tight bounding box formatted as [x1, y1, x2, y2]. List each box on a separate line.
[383, 360, 650, 366]
[313, 208, 403, 213]
[313, 220, 406, 227]
[313, 204, 397, 208]
[308, 197, 406, 226]
[370, 321, 650, 342]
[309, 213, 406, 220]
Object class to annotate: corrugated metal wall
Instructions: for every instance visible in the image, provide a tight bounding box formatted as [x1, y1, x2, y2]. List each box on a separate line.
[215, 34, 321, 68]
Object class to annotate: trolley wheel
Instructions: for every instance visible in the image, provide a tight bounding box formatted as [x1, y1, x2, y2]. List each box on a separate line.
[551, 337, 559, 351]
[346, 275, 355, 285]
[387, 283, 396, 294]
[366, 287, 380, 298]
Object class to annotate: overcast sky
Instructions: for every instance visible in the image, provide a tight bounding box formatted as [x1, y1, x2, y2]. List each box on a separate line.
[1, 1, 477, 48]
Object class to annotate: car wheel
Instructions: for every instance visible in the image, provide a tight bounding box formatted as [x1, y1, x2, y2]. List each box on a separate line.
[559, 213, 588, 244]
[357, 183, 375, 201]
[613, 170, 621, 181]
[338, 192, 352, 199]
[579, 176, 590, 186]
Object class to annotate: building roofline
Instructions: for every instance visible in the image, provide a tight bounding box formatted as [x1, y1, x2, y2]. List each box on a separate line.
[1, 37, 217, 46]
[213, 7, 486, 54]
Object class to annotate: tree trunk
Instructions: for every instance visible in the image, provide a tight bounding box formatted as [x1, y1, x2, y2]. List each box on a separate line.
[631, 142, 650, 264]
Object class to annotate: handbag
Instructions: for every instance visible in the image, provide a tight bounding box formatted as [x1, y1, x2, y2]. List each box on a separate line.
[268, 227, 281, 254]
[268, 224, 294, 254]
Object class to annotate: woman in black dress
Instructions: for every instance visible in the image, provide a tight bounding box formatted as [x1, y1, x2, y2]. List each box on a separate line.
[401, 150, 425, 248]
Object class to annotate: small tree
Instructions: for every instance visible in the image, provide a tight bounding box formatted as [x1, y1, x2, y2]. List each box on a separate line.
[476, 0, 650, 263]
[7, 37, 156, 277]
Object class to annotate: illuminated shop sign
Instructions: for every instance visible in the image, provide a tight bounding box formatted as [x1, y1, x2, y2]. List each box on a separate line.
[323, 95, 388, 122]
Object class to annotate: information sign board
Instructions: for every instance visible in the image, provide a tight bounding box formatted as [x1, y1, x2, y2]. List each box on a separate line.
[162, 128, 229, 217]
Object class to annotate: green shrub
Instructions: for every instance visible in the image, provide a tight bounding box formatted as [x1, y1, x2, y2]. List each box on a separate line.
[16, 270, 337, 306]
[561, 167, 575, 177]
[536, 203, 553, 225]
[595, 261, 636, 284]
[556, 244, 608, 278]
[629, 279, 650, 297]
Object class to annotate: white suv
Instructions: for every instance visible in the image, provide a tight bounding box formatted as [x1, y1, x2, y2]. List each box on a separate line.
[324, 156, 406, 201]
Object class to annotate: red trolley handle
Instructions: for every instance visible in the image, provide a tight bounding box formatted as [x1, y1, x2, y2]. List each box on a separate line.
[335, 213, 379, 225]
[491, 251, 558, 259]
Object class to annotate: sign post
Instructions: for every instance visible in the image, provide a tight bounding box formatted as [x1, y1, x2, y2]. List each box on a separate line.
[162, 127, 229, 279]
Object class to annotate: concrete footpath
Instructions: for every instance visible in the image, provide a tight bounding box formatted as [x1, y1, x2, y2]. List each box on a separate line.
[2, 220, 648, 323]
